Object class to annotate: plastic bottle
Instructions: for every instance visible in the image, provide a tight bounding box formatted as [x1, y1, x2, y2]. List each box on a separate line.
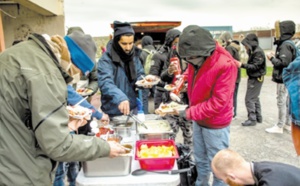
[136, 98, 145, 122]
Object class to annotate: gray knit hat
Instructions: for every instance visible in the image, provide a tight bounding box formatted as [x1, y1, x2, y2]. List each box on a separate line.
[64, 31, 96, 75]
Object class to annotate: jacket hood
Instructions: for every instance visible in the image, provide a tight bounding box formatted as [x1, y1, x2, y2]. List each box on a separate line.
[219, 32, 233, 43]
[141, 35, 153, 47]
[178, 25, 216, 58]
[241, 33, 258, 51]
[230, 40, 241, 51]
[279, 20, 295, 41]
[164, 29, 181, 47]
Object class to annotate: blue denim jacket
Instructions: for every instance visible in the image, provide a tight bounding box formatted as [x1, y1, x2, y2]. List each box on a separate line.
[282, 40, 300, 125]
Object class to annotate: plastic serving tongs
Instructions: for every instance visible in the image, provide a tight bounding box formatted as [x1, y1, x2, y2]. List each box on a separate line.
[128, 112, 148, 130]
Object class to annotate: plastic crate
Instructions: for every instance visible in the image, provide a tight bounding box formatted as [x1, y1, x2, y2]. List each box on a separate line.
[135, 139, 179, 170]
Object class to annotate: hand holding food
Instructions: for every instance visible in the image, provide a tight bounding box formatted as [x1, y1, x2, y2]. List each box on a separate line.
[136, 75, 160, 88]
[68, 117, 88, 132]
[107, 141, 127, 158]
[100, 113, 110, 125]
[168, 62, 178, 75]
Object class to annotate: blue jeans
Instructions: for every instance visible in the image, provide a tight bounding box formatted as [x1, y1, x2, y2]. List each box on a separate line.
[193, 121, 230, 186]
[53, 162, 79, 186]
[53, 132, 79, 186]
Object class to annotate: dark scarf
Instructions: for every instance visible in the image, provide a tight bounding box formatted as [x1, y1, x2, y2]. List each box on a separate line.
[112, 37, 136, 82]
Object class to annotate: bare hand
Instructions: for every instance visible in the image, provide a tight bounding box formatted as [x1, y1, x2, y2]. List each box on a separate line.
[68, 118, 88, 132]
[118, 100, 130, 115]
[236, 61, 242, 68]
[168, 63, 177, 75]
[267, 52, 274, 60]
[108, 141, 126, 158]
[100, 113, 110, 125]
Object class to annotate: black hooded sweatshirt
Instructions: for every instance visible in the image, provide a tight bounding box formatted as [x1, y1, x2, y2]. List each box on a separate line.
[241, 33, 266, 78]
[271, 20, 297, 83]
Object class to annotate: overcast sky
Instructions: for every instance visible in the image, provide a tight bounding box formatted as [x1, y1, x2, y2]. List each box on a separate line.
[64, 0, 300, 36]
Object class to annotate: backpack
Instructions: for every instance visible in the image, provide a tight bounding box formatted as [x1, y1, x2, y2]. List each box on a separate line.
[282, 40, 300, 125]
[142, 49, 156, 75]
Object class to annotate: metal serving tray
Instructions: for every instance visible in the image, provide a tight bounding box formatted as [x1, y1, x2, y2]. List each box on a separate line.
[82, 144, 133, 177]
[137, 120, 173, 140]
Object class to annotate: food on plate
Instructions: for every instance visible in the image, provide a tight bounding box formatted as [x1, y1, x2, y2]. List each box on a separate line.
[66, 105, 92, 119]
[136, 76, 160, 86]
[137, 144, 175, 158]
[164, 84, 176, 91]
[76, 88, 93, 95]
[159, 102, 188, 112]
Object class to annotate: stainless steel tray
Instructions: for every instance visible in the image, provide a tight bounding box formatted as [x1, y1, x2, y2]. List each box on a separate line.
[82, 150, 133, 177]
[137, 120, 173, 140]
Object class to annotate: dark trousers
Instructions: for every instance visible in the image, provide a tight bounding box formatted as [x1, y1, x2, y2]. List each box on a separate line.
[154, 88, 164, 109]
[245, 78, 263, 121]
[233, 82, 240, 117]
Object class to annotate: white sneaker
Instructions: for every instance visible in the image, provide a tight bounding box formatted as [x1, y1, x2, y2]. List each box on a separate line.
[283, 125, 291, 133]
[265, 126, 283, 134]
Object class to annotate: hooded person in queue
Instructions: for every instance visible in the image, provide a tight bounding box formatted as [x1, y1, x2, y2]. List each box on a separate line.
[171, 25, 238, 186]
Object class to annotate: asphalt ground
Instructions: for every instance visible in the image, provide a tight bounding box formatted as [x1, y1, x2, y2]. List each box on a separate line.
[175, 76, 300, 167]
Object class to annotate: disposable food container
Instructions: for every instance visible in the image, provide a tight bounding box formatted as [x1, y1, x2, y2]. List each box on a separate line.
[135, 139, 179, 171]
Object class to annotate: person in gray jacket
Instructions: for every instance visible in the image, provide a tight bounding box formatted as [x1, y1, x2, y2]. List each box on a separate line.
[0, 33, 126, 186]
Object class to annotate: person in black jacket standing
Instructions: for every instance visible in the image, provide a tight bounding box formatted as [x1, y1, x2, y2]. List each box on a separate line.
[239, 33, 266, 126]
[265, 20, 297, 134]
[148, 29, 181, 109]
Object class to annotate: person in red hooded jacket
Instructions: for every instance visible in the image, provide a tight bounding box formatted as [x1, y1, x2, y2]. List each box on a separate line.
[174, 25, 238, 186]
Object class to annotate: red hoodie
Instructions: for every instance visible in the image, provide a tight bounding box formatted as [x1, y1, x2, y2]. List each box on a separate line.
[185, 43, 238, 129]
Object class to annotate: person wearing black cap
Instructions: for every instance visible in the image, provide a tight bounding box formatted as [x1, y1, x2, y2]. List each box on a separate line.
[147, 29, 181, 109]
[139, 35, 156, 113]
[97, 21, 145, 117]
[174, 25, 237, 186]
[239, 33, 266, 127]
[265, 20, 296, 134]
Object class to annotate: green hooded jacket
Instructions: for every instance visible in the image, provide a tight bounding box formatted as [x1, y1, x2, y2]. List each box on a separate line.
[0, 34, 110, 186]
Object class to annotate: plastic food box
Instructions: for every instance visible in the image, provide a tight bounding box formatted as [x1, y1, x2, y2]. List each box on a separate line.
[135, 139, 179, 171]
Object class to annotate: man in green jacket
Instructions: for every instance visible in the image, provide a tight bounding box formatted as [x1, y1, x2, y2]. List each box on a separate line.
[0, 33, 125, 186]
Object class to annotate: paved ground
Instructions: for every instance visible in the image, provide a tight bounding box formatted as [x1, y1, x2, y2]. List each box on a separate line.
[175, 76, 300, 167]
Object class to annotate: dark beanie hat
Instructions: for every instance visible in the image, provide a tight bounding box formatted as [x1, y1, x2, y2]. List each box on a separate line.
[64, 30, 96, 76]
[141, 35, 153, 47]
[113, 21, 135, 38]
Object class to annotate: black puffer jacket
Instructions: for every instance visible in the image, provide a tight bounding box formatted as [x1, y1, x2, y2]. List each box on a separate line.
[241, 34, 266, 78]
[271, 20, 297, 83]
[149, 29, 181, 89]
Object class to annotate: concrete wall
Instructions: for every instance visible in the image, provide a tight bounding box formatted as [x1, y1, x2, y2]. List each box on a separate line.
[1, 2, 64, 48]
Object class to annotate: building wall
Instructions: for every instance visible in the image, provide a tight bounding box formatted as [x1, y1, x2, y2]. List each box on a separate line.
[1, 2, 64, 48]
